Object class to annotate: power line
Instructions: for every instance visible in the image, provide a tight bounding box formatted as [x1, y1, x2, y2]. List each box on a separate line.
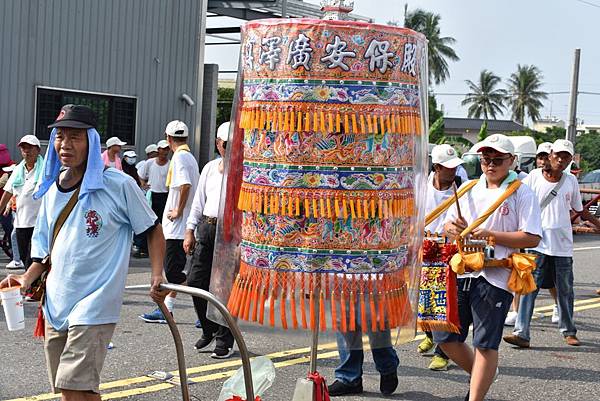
[433, 91, 600, 96]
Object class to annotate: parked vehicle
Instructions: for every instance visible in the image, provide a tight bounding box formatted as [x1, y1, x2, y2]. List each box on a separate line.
[580, 169, 600, 205]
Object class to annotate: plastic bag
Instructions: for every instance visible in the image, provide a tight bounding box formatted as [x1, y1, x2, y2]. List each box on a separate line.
[217, 356, 276, 401]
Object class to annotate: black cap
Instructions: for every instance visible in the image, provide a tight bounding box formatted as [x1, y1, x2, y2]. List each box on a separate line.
[48, 104, 97, 129]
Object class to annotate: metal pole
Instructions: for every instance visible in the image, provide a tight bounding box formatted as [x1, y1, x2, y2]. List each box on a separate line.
[309, 278, 320, 374]
[134, 284, 255, 401]
[159, 283, 255, 401]
[156, 301, 191, 401]
[567, 49, 581, 143]
[281, 0, 288, 18]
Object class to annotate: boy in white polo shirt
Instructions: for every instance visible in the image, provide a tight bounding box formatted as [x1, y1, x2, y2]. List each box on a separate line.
[504, 139, 600, 348]
[438, 134, 542, 401]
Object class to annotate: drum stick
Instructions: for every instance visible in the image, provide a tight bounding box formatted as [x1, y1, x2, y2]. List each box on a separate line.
[453, 182, 463, 221]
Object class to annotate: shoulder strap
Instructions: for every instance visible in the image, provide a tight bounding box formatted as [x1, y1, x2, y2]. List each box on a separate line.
[51, 186, 80, 250]
[425, 179, 478, 227]
[539, 172, 567, 211]
[458, 180, 522, 240]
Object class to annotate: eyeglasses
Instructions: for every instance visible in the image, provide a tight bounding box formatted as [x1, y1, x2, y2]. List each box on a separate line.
[479, 156, 511, 166]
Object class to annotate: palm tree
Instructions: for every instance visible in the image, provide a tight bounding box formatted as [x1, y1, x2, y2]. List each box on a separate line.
[461, 70, 506, 120]
[506, 64, 548, 124]
[403, 8, 460, 85]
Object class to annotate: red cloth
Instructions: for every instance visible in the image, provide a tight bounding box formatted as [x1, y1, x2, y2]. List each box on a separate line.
[308, 372, 331, 401]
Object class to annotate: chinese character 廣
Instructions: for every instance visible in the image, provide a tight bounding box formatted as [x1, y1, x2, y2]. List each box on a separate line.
[287, 33, 313, 70]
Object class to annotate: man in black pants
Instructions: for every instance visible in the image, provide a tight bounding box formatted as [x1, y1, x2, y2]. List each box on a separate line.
[139, 120, 199, 323]
[183, 122, 234, 359]
[0, 135, 44, 272]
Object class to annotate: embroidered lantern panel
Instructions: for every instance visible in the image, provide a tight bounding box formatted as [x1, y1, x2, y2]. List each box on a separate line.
[216, 18, 429, 341]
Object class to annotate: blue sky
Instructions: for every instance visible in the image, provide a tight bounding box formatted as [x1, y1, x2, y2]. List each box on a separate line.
[205, 0, 600, 125]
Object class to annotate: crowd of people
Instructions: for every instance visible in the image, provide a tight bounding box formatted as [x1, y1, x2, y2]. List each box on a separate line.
[415, 135, 600, 401]
[0, 104, 598, 401]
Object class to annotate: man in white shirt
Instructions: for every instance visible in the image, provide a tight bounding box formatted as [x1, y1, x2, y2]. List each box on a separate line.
[438, 134, 542, 401]
[139, 120, 199, 324]
[504, 141, 555, 327]
[183, 122, 234, 359]
[136, 144, 158, 177]
[505, 139, 600, 348]
[0, 135, 44, 271]
[139, 140, 170, 219]
[419, 144, 465, 371]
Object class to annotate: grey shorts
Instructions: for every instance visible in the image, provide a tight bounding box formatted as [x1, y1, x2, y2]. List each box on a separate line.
[45, 323, 116, 394]
[433, 277, 513, 350]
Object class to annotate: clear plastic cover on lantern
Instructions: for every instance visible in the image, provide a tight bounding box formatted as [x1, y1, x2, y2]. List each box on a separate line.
[209, 18, 429, 350]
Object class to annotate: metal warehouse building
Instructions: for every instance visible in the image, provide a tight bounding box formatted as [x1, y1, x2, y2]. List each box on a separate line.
[0, 0, 369, 166]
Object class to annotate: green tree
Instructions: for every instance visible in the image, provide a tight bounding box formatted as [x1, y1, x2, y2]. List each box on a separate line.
[461, 70, 506, 120]
[506, 65, 548, 124]
[478, 120, 488, 142]
[576, 130, 600, 173]
[402, 9, 460, 85]
[428, 93, 443, 127]
[506, 126, 564, 145]
[429, 116, 444, 144]
[217, 87, 235, 127]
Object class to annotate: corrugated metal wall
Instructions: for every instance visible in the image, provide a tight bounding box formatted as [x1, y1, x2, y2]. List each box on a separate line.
[0, 0, 202, 159]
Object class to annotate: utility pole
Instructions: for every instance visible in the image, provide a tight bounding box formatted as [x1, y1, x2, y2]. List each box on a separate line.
[567, 48, 581, 143]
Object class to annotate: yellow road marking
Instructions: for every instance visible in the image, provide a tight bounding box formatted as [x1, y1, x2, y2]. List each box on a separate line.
[8, 299, 600, 401]
[534, 297, 599, 312]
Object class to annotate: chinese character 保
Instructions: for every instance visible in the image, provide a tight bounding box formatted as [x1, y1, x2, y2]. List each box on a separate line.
[320, 35, 356, 71]
[364, 39, 394, 74]
[401, 42, 417, 76]
[287, 33, 313, 70]
[259, 36, 283, 71]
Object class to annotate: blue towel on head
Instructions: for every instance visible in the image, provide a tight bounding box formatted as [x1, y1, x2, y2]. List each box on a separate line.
[34, 128, 105, 203]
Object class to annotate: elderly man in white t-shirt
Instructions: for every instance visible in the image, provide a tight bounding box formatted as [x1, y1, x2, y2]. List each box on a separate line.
[505, 139, 600, 348]
[439, 134, 542, 401]
[418, 144, 465, 371]
[139, 120, 199, 323]
[0, 135, 44, 271]
[138, 140, 170, 219]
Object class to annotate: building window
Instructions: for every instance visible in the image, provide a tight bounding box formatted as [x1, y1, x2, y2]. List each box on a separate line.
[35, 87, 137, 145]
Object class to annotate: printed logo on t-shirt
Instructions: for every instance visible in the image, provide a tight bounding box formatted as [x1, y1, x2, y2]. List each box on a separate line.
[84, 210, 103, 238]
[565, 193, 571, 204]
[499, 203, 510, 216]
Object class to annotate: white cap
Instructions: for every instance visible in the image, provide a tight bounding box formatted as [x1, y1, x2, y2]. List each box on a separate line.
[217, 122, 230, 141]
[536, 142, 552, 155]
[157, 139, 169, 149]
[18, 134, 41, 147]
[145, 144, 158, 154]
[551, 139, 574, 156]
[123, 150, 137, 158]
[106, 137, 127, 148]
[477, 134, 514, 155]
[2, 164, 16, 173]
[165, 120, 189, 137]
[431, 144, 464, 168]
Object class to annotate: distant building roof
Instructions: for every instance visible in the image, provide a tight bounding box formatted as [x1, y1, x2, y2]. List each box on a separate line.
[444, 117, 525, 132]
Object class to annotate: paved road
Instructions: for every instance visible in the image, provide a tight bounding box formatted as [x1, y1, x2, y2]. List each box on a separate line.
[1, 235, 600, 401]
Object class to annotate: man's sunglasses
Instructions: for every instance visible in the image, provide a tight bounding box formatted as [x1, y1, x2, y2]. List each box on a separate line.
[479, 156, 511, 166]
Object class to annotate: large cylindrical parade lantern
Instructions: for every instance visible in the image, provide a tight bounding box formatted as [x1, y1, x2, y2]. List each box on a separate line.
[211, 16, 429, 344]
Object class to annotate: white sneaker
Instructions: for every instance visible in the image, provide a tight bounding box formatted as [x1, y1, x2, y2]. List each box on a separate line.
[551, 305, 559, 323]
[504, 311, 518, 326]
[6, 260, 24, 270]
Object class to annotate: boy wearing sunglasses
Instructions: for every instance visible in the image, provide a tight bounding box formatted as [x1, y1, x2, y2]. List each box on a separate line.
[437, 134, 542, 401]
